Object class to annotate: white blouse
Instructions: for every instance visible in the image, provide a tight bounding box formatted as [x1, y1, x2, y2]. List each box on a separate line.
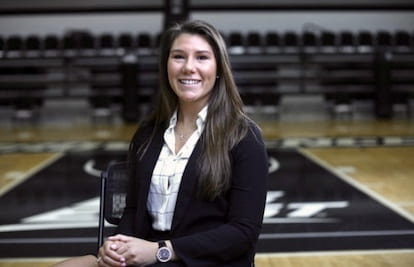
[147, 106, 207, 231]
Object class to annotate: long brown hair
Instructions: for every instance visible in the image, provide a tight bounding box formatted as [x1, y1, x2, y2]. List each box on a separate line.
[132, 20, 252, 200]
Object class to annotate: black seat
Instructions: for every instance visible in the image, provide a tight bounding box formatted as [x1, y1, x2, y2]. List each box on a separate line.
[320, 31, 336, 53]
[338, 31, 355, 53]
[246, 32, 263, 54]
[357, 31, 374, 53]
[136, 32, 152, 54]
[118, 33, 134, 53]
[228, 32, 245, 54]
[62, 33, 77, 56]
[302, 32, 318, 53]
[98, 33, 115, 56]
[98, 161, 129, 247]
[25, 35, 42, 57]
[282, 31, 299, 53]
[79, 32, 96, 56]
[264, 32, 281, 53]
[393, 30, 411, 53]
[0, 35, 4, 57]
[376, 31, 393, 49]
[6, 35, 24, 57]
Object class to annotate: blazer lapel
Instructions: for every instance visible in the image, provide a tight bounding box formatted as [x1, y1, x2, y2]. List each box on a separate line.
[171, 141, 202, 231]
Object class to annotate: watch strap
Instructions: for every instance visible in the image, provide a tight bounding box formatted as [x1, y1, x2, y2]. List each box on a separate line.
[158, 240, 167, 248]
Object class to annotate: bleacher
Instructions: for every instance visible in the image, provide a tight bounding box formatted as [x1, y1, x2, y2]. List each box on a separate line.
[0, 0, 413, 123]
[0, 29, 413, 122]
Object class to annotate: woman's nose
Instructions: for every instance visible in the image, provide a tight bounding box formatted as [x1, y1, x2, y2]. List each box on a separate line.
[183, 59, 195, 72]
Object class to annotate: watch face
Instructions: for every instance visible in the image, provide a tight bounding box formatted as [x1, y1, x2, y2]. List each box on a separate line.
[157, 247, 171, 262]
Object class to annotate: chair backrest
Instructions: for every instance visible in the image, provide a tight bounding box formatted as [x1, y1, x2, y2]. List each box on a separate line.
[98, 161, 129, 247]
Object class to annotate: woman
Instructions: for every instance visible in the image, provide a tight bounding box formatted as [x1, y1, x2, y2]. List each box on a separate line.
[55, 20, 268, 267]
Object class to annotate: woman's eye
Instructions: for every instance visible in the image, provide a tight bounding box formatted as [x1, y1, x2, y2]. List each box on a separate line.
[197, 56, 209, 60]
[172, 55, 184, 59]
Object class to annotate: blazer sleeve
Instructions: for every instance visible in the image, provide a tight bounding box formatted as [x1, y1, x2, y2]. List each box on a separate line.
[171, 124, 268, 265]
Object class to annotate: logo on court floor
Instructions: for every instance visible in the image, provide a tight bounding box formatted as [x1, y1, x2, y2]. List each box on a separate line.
[0, 146, 413, 257]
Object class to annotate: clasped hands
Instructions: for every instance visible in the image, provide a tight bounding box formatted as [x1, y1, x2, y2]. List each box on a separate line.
[96, 234, 158, 267]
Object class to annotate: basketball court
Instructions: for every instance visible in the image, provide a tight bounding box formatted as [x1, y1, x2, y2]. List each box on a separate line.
[0, 119, 413, 266]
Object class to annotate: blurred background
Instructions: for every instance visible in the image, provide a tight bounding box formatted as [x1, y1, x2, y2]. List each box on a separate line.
[0, 1, 413, 266]
[0, 0, 413, 127]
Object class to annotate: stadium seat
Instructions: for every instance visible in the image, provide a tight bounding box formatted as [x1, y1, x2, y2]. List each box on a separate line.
[136, 32, 152, 55]
[320, 31, 336, 53]
[338, 31, 355, 53]
[0, 36, 4, 58]
[357, 31, 374, 53]
[118, 33, 134, 54]
[98, 33, 116, 56]
[264, 32, 281, 53]
[302, 32, 318, 53]
[5, 35, 24, 58]
[246, 32, 263, 54]
[283, 31, 299, 53]
[228, 32, 245, 55]
[393, 30, 411, 53]
[25, 35, 42, 57]
[43, 34, 60, 57]
[79, 32, 96, 56]
[376, 31, 393, 49]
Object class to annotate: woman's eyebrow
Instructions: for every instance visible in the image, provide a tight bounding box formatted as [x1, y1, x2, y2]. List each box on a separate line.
[170, 49, 212, 54]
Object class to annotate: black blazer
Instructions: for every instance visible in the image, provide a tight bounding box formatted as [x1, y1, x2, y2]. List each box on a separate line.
[117, 122, 268, 267]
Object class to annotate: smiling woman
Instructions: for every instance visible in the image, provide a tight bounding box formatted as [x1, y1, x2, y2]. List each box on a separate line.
[167, 33, 217, 108]
[167, 33, 218, 152]
[52, 19, 268, 267]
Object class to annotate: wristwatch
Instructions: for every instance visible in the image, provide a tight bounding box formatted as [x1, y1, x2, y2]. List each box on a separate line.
[156, 241, 172, 262]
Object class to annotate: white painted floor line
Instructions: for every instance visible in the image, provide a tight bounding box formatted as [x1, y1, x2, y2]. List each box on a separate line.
[0, 152, 64, 197]
[256, 248, 414, 257]
[299, 148, 414, 224]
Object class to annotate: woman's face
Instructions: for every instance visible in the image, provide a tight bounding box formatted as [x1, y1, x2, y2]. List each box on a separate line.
[167, 33, 217, 107]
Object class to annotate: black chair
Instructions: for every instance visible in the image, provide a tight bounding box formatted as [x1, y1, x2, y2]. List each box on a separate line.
[25, 35, 42, 57]
[357, 31, 374, 53]
[118, 33, 134, 53]
[228, 32, 245, 55]
[5, 35, 24, 57]
[79, 32, 96, 56]
[320, 31, 337, 53]
[302, 32, 318, 53]
[0, 36, 4, 57]
[394, 30, 411, 53]
[246, 32, 263, 54]
[136, 32, 152, 54]
[98, 161, 129, 247]
[376, 31, 393, 49]
[282, 31, 299, 53]
[43, 34, 60, 57]
[264, 32, 281, 53]
[338, 31, 355, 53]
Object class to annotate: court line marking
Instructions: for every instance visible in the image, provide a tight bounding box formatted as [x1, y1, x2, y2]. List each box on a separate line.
[0, 152, 64, 197]
[259, 229, 414, 239]
[0, 258, 68, 262]
[0, 237, 97, 244]
[299, 148, 414, 224]
[4, 229, 410, 245]
[1, 250, 413, 262]
[256, 248, 414, 257]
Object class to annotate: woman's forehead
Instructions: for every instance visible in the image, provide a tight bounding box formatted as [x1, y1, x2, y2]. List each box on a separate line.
[170, 33, 213, 52]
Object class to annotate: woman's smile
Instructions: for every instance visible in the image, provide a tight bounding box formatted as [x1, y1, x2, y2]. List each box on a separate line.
[168, 33, 217, 105]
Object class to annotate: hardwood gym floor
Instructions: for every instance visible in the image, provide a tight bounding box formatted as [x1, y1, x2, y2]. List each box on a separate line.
[0, 117, 413, 266]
